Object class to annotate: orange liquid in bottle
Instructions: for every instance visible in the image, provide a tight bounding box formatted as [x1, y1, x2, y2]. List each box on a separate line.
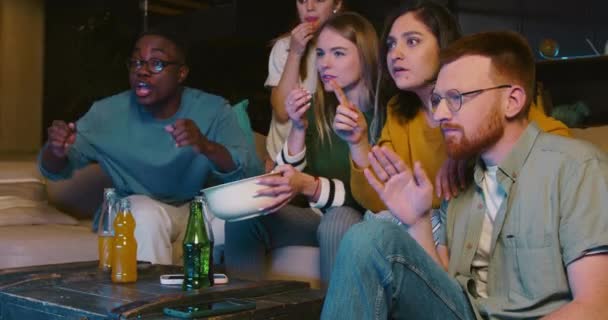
[111, 204, 137, 283]
[98, 235, 113, 271]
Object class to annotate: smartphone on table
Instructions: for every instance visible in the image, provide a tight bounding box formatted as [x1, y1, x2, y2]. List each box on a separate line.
[160, 273, 229, 285]
[163, 298, 255, 318]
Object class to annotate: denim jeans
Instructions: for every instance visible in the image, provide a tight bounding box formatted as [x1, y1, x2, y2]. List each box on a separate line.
[224, 204, 362, 285]
[321, 218, 476, 320]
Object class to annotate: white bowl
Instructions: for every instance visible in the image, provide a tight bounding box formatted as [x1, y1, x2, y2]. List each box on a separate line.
[201, 172, 281, 221]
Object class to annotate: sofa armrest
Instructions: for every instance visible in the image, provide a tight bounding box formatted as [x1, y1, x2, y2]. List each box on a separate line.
[46, 163, 112, 220]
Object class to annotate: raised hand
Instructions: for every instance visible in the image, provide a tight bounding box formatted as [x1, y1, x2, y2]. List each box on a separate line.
[364, 146, 433, 225]
[330, 80, 368, 145]
[165, 119, 210, 154]
[46, 120, 77, 158]
[435, 157, 468, 201]
[255, 164, 313, 213]
[289, 22, 316, 56]
[285, 88, 312, 129]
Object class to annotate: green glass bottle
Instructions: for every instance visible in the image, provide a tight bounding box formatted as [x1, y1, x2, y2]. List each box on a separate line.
[182, 195, 214, 291]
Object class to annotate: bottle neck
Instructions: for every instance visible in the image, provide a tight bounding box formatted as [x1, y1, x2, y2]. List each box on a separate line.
[184, 202, 210, 243]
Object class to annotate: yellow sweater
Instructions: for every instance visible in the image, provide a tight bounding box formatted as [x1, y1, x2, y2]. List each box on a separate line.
[351, 104, 571, 213]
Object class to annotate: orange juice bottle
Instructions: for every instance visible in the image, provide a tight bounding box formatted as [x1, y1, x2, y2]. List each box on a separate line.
[98, 188, 117, 271]
[111, 197, 137, 283]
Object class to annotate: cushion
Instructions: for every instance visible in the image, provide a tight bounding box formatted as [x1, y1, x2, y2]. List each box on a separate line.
[0, 202, 78, 226]
[571, 125, 608, 153]
[269, 246, 321, 289]
[0, 224, 97, 269]
[550, 101, 591, 128]
[0, 161, 78, 226]
[232, 99, 263, 175]
[232, 99, 256, 150]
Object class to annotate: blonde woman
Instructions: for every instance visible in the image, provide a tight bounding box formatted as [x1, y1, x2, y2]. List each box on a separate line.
[264, 0, 343, 171]
[226, 12, 378, 286]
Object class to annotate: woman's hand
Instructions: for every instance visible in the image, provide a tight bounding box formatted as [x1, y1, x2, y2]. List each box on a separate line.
[255, 165, 317, 213]
[330, 80, 368, 145]
[434, 158, 468, 201]
[285, 88, 312, 130]
[289, 22, 316, 56]
[263, 153, 276, 173]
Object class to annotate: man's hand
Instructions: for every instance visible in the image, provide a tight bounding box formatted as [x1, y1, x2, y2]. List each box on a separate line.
[435, 157, 468, 201]
[165, 119, 211, 154]
[330, 80, 368, 145]
[289, 22, 316, 56]
[364, 146, 433, 225]
[46, 120, 77, 158]
[285, 88, 312, 130]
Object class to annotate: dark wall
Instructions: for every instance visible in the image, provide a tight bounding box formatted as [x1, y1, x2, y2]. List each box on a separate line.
[455, 0, 608, 58]
[42, 0, 400, 136]
[43, 0, 608, 139]
[43, 0, 139, 135]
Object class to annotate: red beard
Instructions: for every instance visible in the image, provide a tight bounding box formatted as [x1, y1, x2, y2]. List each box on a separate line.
[443, 105, 504, 160]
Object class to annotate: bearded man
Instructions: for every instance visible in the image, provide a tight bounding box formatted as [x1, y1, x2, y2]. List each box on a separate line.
[321, 31, 608, 320]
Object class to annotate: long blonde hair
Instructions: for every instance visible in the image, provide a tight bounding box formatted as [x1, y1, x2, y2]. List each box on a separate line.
[311, 11, 380, 145]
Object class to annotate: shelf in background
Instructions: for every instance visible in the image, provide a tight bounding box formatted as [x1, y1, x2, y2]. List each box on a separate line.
[536, 55, 608, 127]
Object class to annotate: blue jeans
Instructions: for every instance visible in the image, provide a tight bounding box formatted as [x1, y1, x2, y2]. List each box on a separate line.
[224, 204, 362, 285]
[321, 219, 476, 320]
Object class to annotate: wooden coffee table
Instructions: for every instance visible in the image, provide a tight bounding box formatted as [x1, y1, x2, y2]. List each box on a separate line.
[0, 261, 324, 319]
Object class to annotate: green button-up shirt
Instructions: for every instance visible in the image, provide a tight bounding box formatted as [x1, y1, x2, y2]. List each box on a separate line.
[437, 123, 608, 319]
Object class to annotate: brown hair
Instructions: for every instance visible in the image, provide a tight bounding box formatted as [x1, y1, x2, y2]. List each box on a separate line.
[312, 11, 379, 145]
[440, 31, 535, 117]
[377, 1, 461, 124]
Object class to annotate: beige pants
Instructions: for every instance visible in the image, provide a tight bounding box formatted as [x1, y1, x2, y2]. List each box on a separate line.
[127, 195, 190, 265]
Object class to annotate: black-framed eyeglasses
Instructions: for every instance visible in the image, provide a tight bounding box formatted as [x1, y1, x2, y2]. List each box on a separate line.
[429, 84, 512, 113]
[126, 58, 182, 74]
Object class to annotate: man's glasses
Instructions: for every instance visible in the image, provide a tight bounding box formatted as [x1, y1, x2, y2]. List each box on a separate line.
[126, 58, 182, 74]
[429, 84, 512, 113]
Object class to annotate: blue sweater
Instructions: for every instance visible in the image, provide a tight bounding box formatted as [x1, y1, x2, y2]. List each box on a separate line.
[40, 87, 261, 211]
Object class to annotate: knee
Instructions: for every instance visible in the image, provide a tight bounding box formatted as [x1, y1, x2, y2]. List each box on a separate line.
[224, 217, 265, 246]
[127, 195, 169, 235]
[225, 218, 257, 237]
[338, 219, 407, 261]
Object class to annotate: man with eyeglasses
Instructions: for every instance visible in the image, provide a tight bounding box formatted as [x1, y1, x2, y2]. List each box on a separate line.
[39, 29, 261, 265]
[322, 31, 608, 319]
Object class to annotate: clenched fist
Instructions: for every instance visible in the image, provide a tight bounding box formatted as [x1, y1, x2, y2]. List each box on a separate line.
[46, 120, 77, 158]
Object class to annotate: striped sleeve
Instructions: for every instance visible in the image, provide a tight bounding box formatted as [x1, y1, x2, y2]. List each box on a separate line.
[309, 177, 346, 210]
[432, 208, 447, 247]
[275, 140, 307, 171]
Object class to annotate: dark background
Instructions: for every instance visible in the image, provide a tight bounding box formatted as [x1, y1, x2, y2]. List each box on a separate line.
[43, 0, 608, 136]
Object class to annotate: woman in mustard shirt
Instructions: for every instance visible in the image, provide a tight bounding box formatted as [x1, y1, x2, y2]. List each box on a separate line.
[332, 1, 570, 212]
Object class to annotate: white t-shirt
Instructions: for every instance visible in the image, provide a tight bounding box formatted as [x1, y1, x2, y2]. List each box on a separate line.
[264, 36, 318, 160]
[472, 165, 506, 298]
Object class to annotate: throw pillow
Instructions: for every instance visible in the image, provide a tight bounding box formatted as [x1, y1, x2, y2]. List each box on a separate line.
[232, 99, 256, 149]
[551, 101, 591, 128]
[232, 99, 263, 175]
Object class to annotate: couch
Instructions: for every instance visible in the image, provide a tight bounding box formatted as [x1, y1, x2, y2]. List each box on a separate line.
[1, 126, 607, 288]
[0, 132, 322, 288]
